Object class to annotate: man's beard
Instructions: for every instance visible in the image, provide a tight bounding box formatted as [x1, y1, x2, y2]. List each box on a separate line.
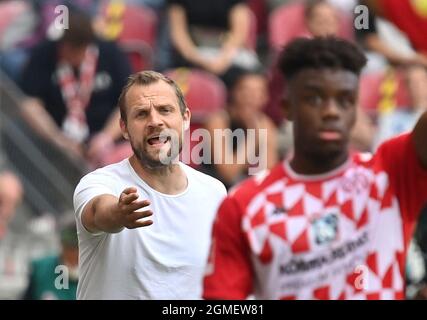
[130, 138, 183, 170]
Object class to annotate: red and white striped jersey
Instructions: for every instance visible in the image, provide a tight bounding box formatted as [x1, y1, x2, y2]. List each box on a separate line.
[203, 132, 427, 300]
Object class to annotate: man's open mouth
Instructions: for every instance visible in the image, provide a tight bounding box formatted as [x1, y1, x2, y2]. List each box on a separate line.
[147, 135, 171, 146]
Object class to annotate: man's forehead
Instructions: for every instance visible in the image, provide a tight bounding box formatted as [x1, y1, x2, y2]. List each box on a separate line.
[291, 68, 359, 90]
[127, 81, 177, 105]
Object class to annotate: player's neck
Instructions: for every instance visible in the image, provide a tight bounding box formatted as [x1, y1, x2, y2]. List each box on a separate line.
[129, 156, 188, 195]
[290, 151, 349, 176]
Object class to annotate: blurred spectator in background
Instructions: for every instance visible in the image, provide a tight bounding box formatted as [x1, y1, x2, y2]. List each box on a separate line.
[167, 0, 260, 82]
[0, 0, 102, 83]
[0, 115, 23, 239]
[374, 65, 427, 149]
[356, 1, 427, 74]
[0, 0, 36, 82]
[102, 0, 166, 13]
[0, 171, 23, 240]
[1, 115, 58, 299]
[23, 214, 78, 300]
[268, 0, 357, 16]
[363, 0, 427, 55]
[19, 10, 132, 168]
[203, 69, 278, 189]
[305, 0, 340, 38]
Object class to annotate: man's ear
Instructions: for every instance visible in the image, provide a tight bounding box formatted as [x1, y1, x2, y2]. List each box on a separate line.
[120, 118, 129, 140]
[183, 108, 191, 131]
[282, 97, 293, 121]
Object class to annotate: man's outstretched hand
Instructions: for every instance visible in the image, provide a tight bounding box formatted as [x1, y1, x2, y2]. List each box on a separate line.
[81, 187, 153, 234]
[115, 187, 153, 229]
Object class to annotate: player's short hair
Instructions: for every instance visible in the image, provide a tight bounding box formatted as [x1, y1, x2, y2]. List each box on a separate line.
[278, 36, 367, 81]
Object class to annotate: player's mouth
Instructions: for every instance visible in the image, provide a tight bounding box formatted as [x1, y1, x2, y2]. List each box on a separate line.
[318, 130, 343, 141]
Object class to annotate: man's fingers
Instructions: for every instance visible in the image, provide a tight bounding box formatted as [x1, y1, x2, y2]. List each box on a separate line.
[125, 210, 153, 229]
[127, 200, 150, 212]
[129, 209, 153, 221]
[120, 193, 139, 205]
[121, 187, 137, 196]
[127, 219, 153, 229]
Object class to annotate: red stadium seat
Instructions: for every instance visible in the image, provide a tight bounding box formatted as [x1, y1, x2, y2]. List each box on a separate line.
[268, 2, 354, 51]
[165, 68, 227, 167]
[101, 2, 158, 71]
[165, 68, 227, 123]
[359, 70, 410, 116]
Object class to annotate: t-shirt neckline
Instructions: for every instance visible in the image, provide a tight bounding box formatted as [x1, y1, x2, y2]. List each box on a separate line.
[126, 158, 190, 198]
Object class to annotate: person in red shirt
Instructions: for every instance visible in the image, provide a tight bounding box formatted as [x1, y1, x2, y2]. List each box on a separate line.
[203, 36, 427, 300]
[363, 0, 427, 56]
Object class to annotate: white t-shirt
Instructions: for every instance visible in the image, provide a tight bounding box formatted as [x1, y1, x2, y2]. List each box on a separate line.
[73, 159, 226, 300]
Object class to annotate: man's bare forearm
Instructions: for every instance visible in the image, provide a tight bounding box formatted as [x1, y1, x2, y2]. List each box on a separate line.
[83, 194, 123, 234]
[82, 189, 153, 234]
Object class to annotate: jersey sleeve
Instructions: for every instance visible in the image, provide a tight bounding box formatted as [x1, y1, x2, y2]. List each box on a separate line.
[375, 132, 427, 224]
[203, 195, 253, 300]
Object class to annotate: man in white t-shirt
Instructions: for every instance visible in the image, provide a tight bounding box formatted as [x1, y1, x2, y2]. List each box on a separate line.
[73, 70, 227, 299]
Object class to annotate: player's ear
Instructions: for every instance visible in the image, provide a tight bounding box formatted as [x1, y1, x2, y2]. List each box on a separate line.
[120, 118, 129, 140]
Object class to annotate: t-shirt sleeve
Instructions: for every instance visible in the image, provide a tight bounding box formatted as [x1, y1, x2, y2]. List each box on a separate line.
[203, 195, 253, 300]
[375, 132, 427, 224]
[73, 171, 118, 235]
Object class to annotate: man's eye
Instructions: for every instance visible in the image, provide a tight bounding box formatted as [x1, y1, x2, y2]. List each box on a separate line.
[338, 96, 355, 108]
[136, 111, 147, 118]
[160, 107, 171, 113]
[307, 95, 323, 106]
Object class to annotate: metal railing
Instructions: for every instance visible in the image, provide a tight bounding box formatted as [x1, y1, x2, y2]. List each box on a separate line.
[0, 70, 88, 216]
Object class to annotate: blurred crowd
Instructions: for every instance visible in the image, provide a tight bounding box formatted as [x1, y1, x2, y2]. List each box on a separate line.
[0, 0, 426, 299]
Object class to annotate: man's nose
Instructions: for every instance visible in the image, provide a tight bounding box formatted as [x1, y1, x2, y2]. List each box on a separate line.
[322, 98, 341, 118]
[147, 110, 164, 127]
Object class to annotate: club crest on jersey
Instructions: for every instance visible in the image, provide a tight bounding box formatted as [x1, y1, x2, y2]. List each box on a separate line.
[312, 213, 338, 245]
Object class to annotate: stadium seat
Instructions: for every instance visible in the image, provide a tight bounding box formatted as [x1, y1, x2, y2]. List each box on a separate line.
[165, 68, 227, 123]
[359, 70, 410, 116]
[101, 2, 158, 71]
